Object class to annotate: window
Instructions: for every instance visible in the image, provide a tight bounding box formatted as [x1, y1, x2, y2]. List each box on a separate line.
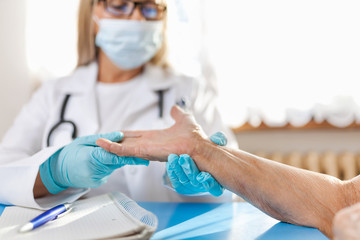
[26, 0, 80, 81]
[204, 0, 360, 127]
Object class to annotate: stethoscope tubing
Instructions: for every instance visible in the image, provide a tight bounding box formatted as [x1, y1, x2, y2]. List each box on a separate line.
[46, 94, 78, 147]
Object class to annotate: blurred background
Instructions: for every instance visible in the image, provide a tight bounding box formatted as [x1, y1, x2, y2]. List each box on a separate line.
[1, 0, 360, 179]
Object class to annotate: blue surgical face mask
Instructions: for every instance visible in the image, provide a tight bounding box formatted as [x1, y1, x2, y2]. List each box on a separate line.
[94, 17, 163, 70]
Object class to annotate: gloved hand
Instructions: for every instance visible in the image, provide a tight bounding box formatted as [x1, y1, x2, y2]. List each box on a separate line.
[166, 132, 227, 197]
[40, 132, 149, 194]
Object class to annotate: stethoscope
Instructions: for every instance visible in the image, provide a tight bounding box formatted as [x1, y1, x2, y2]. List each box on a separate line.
[46, 89, 186, 147]
[46, 94, 78, 147]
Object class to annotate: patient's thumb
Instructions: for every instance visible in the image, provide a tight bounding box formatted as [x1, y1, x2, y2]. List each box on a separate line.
[170, 105, 186, 121]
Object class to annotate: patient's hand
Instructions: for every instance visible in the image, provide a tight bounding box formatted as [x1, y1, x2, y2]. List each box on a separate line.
[96, 106, 208, 162]
[333, 203, 360, 240]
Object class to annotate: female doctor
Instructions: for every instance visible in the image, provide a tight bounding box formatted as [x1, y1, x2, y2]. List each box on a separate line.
[0, 0, 237, 209]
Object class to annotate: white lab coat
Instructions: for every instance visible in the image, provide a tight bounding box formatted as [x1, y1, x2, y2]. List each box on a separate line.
[0, 62, 238, 209]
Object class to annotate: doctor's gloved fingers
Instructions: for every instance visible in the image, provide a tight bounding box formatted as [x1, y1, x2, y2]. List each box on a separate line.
[166, 168, 181, 188]
[210, 132, 227, 146]
[166, 154, 183, 182]
[91, 148, 149, 168]
[179, 154, 200, 185]
[119, 157, 149, 166]
[166, 167, 198, 194]
[196, 172, 224, 197]
[88, 175, 110, 188]
[77, 132, 124, 145]
[167, 154, 190, 184]
[166, 165, 187, 191]
[166, 155, 180, 179]
[66, 169, 110, 189]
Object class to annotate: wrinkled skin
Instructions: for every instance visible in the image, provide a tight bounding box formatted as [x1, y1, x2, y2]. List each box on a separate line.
[97, 106, 360, 239]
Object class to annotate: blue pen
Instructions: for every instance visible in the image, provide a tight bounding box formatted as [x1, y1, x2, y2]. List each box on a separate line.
[19, 203, 71, 233]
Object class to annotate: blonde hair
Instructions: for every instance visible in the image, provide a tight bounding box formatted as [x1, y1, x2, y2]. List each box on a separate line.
[76, 0, 168, 68]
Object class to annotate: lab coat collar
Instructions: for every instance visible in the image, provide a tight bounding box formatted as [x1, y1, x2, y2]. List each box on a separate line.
[60, 62, 176, 94]
[60, 62, 98, 94]
[142, 64, 177, 91]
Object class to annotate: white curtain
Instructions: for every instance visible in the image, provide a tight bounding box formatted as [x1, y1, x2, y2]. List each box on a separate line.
[172, 0, 360, 127]
[26, 0, 80, 83]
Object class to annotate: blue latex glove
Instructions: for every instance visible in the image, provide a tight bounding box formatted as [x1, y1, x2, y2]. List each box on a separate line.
[166, 131, 227, 197]
[40, 132, 149, 194]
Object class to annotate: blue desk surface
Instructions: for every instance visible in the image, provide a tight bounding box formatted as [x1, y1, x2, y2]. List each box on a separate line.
[1, 202, 328, 240]
[139, 202, 328, 240]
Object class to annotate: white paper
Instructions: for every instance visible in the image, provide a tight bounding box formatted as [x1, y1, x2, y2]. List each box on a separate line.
[0, 192, 157, 240]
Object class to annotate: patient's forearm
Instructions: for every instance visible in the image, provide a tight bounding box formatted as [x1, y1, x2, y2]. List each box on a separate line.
[33, 172, 50, 198]
[193, 140, 357, 238]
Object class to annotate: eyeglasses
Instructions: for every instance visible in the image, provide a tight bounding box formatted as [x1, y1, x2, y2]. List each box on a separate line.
[98, 0, 167, 21]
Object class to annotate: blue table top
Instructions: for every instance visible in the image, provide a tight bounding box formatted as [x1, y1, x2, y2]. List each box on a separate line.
[138, 202, 329, 240]
[0, 202, 328, 240]
[0, 204, 4, 216]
